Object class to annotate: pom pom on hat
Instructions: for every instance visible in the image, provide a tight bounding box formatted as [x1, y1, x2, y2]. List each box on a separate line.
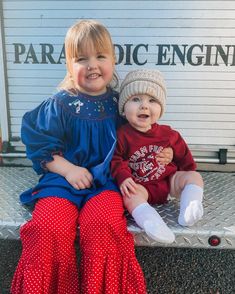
[119, 69, 167, 117]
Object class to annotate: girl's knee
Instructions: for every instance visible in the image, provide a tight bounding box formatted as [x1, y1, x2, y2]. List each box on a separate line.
[31, 197, 79, 239]
[80, 191, 124, 229]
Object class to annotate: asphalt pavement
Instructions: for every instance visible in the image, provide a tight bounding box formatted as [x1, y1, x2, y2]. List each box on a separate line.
[0, 240, 234, 294]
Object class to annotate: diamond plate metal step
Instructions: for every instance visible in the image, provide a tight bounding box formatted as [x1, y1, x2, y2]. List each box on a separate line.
[0, 167, 234, 249]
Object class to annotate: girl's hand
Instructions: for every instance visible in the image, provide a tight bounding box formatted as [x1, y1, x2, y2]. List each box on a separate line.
[120, 177, 138, 198]
[156, 147, 173, 165]
[65, 165, 93, 190]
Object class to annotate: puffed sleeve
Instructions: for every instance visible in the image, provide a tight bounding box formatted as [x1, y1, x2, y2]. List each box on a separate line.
[21, 97, 65, 174]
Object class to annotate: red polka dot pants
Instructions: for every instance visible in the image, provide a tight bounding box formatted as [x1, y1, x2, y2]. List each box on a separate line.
[11, 191, 146, 294]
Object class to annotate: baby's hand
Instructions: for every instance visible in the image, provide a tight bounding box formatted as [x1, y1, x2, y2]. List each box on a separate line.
[65, 166, 93, 190]
[120, 177, 138, 198]
[156, 147, 173, 165]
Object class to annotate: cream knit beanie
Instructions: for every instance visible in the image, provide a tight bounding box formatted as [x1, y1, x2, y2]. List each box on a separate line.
[119, 69, 167, 117]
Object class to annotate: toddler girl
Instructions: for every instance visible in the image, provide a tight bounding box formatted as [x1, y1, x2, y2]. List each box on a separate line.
[11, 20, 149, 294]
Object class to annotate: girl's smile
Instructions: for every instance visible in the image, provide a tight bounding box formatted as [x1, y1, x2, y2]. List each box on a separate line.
[87, 73, 101, 79]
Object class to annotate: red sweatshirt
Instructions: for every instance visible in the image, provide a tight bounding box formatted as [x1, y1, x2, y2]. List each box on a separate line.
[111, 123, 196, 188]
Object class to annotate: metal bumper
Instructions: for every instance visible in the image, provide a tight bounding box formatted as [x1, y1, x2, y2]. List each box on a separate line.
[0, 167, 234, 249]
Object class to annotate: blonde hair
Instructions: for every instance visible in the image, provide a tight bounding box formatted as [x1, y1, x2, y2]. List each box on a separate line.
[58, 19, 118, 93]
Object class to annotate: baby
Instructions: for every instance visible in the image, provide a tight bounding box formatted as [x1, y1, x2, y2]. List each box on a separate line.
[111, 69, 204, 244]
